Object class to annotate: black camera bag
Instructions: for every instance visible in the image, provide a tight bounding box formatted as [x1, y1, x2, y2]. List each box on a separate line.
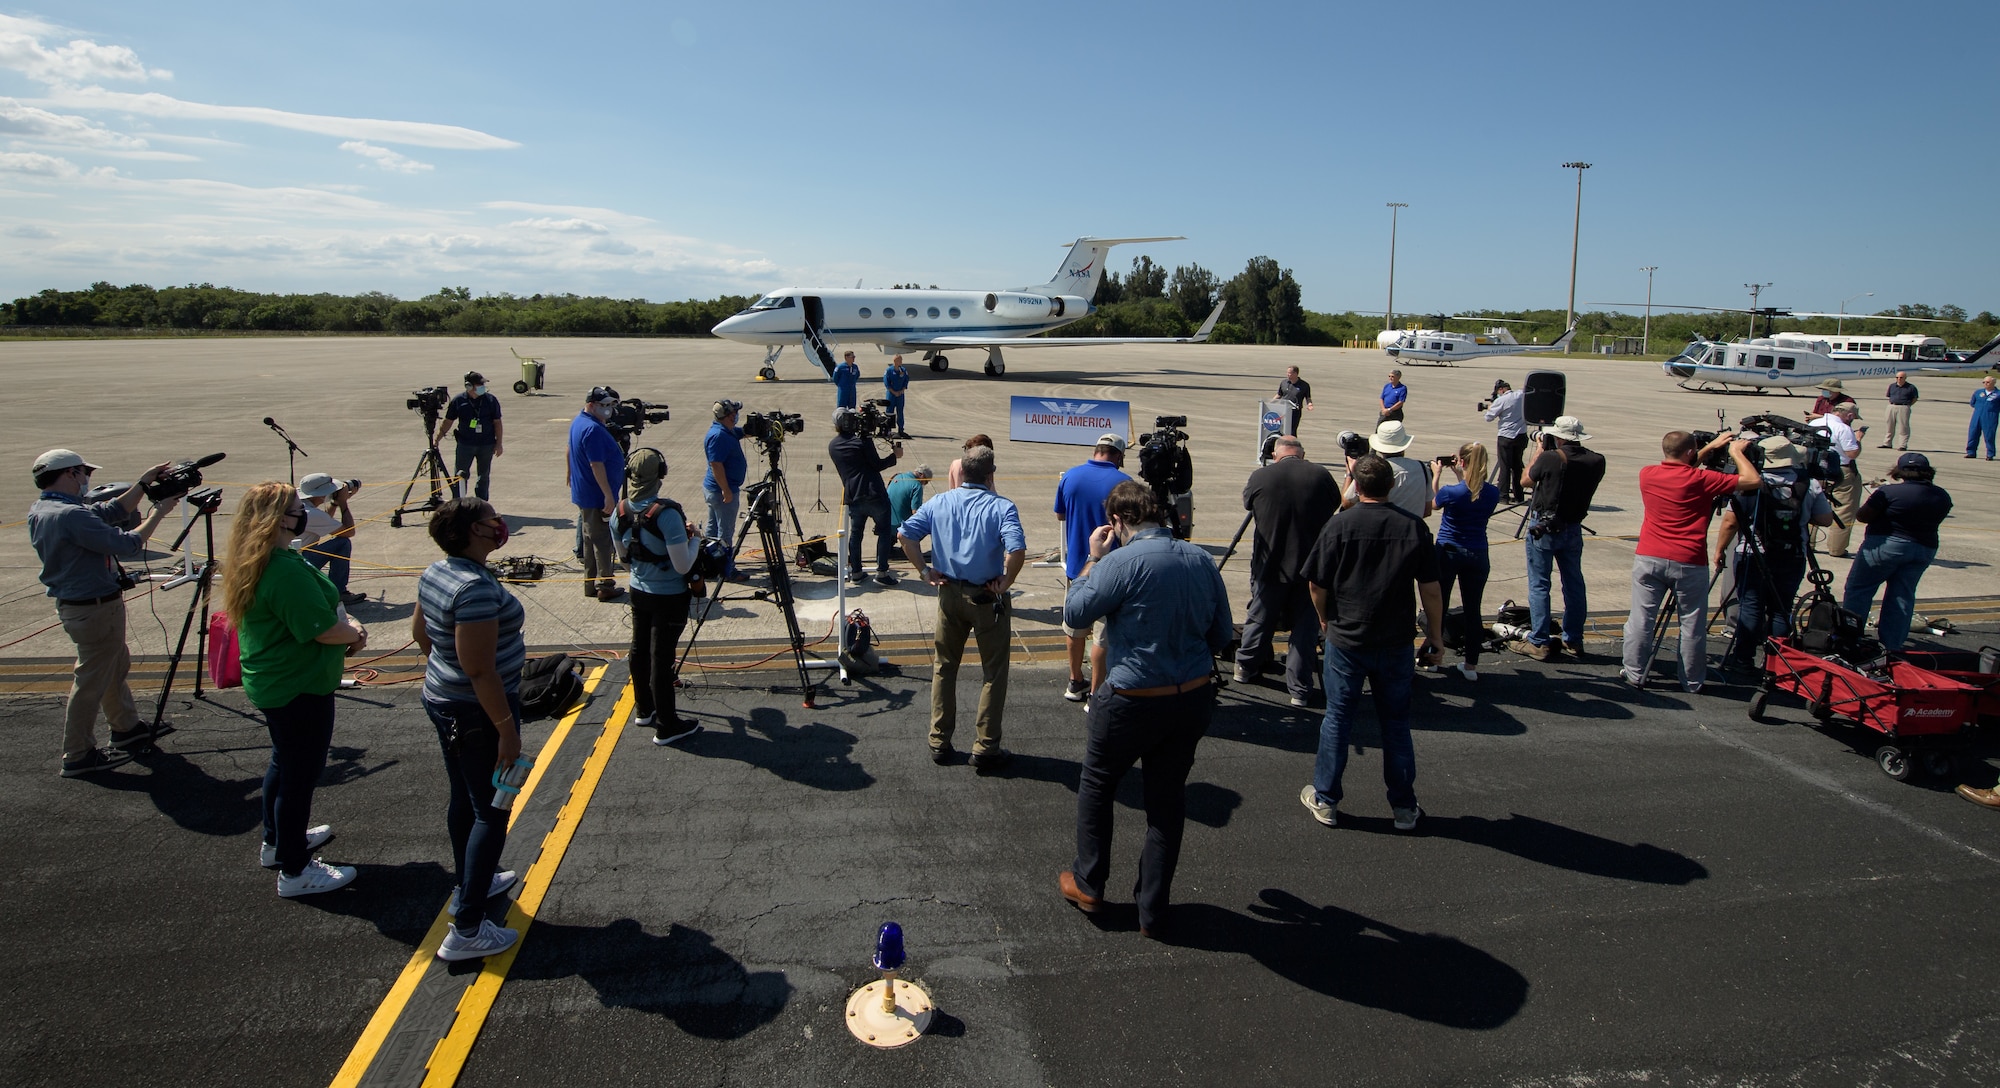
[519, 654, 584, 722]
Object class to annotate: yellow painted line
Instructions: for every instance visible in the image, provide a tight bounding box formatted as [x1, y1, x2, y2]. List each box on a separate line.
[420, 677, 636, 1087]
[327, 666, 609, 1088]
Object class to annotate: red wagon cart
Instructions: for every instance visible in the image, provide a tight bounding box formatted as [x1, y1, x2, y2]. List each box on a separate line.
[1751, 638, 1980, 781]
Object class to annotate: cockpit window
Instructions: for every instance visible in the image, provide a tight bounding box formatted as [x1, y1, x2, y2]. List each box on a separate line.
[749, 295, 795, 310]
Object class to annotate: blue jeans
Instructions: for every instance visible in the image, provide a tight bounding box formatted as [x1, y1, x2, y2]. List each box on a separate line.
[1842, 535, 1936, 651]
[703, 485, 742, 575]
[846, 494, 895, 574]
[1726, 551, 1805, 667]
[1313, 642, 1417, 810]
[885, 394, 906, 432]
[261, 691, 336, 877]
[1436, 544, 1491, 665]
[302, 534, 351, 593]
[1524, 521, 1585, 648]
[1071, 687, 1213, 930]
[424, 692, 520, 934]
[1969, 413, 1999, 458]
[454, 442, 495, 501]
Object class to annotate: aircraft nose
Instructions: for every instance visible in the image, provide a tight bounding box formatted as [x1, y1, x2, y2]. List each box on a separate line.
[713, 313, 748, 338]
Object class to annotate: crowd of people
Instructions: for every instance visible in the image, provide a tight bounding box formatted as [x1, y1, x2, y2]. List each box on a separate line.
[22, 355, 1997, 951]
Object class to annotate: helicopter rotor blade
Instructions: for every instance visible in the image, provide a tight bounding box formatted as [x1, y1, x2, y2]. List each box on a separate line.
[1782, 311, 1963, 324]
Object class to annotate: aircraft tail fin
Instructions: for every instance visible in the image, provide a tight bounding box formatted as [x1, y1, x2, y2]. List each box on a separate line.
[1548, 323, 1579, 352]
[1188, 300, 1225, 342]
[1957, 332, 2000, 370]
[1030, 236, 1184, 298]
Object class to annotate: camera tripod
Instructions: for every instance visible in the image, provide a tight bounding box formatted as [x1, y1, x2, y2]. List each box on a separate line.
[677, 479, 830, 706]
[391, 407, 451, 527]
[150, 488, 226, 732]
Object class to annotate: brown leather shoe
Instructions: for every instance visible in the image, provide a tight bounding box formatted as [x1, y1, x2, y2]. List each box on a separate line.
[1956, 784, 2000, 810]
[598, 585, 627, 602]
[1505, 639, 1554, 662]
[1057, 870, 1101, 914]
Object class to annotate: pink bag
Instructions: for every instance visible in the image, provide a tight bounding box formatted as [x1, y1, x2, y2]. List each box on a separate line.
[207, 611, 242, 689]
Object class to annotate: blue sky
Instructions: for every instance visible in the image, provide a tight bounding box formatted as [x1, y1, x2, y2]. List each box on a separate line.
[3, 1, 1994, 315]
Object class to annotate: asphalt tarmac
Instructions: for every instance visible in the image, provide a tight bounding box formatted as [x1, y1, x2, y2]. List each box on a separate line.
[5, 628, 1999, 1086]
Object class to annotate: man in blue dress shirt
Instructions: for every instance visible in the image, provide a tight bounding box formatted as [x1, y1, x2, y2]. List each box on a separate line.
[897, 445, 1026, 771]
[833, 351, 861, 410]
[567, 387, 626, 600]
[1056, 479, 1233, 938]
[882, 355, 912, 439]
[1053, 434, 1130, 703]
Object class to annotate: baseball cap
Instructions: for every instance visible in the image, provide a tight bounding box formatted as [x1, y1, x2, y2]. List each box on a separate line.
[1096, 433, 1128, 452]
[712, 398, 741, 420]
[298, 472, 340, 499]
[1896, 452, 1933, 475]
[586, 385, 621, 404]
[32, 449, 98, 476]
[464, 370, 485, 386]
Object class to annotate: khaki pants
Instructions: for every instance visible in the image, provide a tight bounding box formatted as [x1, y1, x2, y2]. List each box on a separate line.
[930, 582, 1011, 755]
[577, 506, 615, 592]
[1823, 464, 1863, 556]
[56, 598, 139, 760]
[1885, 404, 1914, 450]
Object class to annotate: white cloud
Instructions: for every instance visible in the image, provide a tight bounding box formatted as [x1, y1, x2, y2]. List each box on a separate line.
[6, 223, 56, 238]
[0, 15, 171, 83]
[0, 96, 147, 148]
[339, 140, 433, 173]
[38, 86, 518, 150]
[0, 150, 81, 177]
[483, 200, 652, 226]
[506, 216, 609, 234]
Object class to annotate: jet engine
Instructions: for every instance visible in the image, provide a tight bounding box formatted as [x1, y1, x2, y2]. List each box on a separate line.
[983, 293, 1091, 320]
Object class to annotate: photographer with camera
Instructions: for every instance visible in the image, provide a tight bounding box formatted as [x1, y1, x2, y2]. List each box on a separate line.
[1340, 421, 1432, 519]
[1813, 402, 1864, 557]
[613, 448, 703, 745]
[829, 407, 904, 586]
[1509, 416, 1605, 661]
[435, 371, 503, 501]
[1714, 435, 1834, 676]
[704, 400, 748, 580]
[883, 355, 912, 439]
[1432, 443, 1500, 681]
[295, 473, 366, 607]
[1842, 452, 1953, 652]
[898, 446, 1026, 771]
[567, 387, 627, 600]
[222, 481, 368, 897]
[29, 449, 180, 777]
[1236, 435, 1339, 706]
[1481, 379, 1528, 504]
[1055, 434, 1131, 702]
[1619, 430, 1760, 692]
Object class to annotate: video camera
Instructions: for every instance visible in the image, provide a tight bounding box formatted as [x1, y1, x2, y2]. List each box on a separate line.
[1136, 415, 1195, 539]
[1691, 415, 1839, 483]
[854, 399, 900, 441]
[142, 452, 226, 502]
[745, 409, 805, 445]
[607, 397, 670, 441]
[1335, 429, 1371, 461]
[407, 386, 450, 415]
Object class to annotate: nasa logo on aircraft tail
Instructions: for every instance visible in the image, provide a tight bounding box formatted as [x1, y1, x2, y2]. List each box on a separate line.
[1067, 261, 1094, 281]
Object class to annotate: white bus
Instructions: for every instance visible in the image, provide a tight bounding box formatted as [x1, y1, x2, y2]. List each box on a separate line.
[1823, 333, 1950, 363]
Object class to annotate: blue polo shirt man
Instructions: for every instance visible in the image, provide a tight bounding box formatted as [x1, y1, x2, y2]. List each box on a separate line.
[833, 351, 861, 410]
[703, 399, 748, 577]
[1380, 369, 1408, 423]
[1057, 479, 1233, 937]
[898, 445, 1026, 770]
[567, 387, 627, 599]
[883, 356, 911, 437]
[1053, 434, 1131, 702]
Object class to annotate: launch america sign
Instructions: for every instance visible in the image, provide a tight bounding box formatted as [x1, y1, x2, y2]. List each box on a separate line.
[1008, 396, 1132, 446]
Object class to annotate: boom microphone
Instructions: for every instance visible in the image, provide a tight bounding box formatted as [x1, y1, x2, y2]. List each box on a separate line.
[192, 452, 227, 468]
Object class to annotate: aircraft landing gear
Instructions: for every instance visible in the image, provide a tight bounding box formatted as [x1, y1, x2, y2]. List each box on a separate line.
[928, 354, 948, 373]
[757, 345, 783, 381]
[759, 366, 777, 380]
[984, 346, 1006, 377]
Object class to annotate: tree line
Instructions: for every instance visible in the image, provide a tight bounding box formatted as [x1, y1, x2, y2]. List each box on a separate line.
[5, 273, 1992, 350]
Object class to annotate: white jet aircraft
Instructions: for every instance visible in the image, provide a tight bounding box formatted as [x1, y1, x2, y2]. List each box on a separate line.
[710, 237, 1224, 379]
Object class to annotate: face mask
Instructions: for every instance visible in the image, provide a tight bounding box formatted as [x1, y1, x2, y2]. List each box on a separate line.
[480, 518, 510, 549]
[474, 385, 487, 397]
[283, 508, 309, 535]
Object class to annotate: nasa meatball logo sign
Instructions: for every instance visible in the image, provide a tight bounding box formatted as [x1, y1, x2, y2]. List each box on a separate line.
[1009, 396, 1131, 446]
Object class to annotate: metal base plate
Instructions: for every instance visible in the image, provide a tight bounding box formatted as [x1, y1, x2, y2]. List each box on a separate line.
[844, 979, 934, 1048]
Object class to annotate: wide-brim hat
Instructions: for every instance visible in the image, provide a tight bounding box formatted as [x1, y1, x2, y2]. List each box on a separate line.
[1370, 420, 1414, 453]
[32, 448, 98, 476]
[1545, 416, 1591, 442]
[1756, 435, 1798, 469]
[1817, 378, 1845, 391]
[298, 472, 339, 499]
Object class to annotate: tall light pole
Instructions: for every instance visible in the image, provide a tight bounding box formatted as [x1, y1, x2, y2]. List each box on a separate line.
[1561, 162, 1591, 350]
[1744, 282, 1772, 337]
[1384, 202, 1408, 331]
[1837, 290, 1873, 335]
[1639, 265, 1657, 354]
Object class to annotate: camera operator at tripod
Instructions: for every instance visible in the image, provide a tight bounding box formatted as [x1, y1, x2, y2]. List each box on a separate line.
[28, 449, 182, 777]
[829, 407, 904, 585]
[568, 387, 627, 601]
[1136, 416, 1195, 539]
[1339, 421, 1432, 519]
[1713, 435, 1834, 676]
[435, 372, 503, 501]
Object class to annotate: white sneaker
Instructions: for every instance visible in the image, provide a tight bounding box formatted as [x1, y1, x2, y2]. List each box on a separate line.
[437, 918, 520, 961]
[276, 858, 356, 898]
[632, 712, 657, 728]
[449, 869, 520, 915]
[1232, 665, 1253, 684]
[1393, 804, 1424, 832]
[260, 825, 333, 868]
[1454, 662, 1479, 682]
[1299, 784, 1337, 827]
[1288, 695, 1309, 708]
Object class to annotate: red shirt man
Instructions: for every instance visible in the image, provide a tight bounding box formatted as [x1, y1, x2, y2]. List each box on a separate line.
[1622, 431, 1761, 692]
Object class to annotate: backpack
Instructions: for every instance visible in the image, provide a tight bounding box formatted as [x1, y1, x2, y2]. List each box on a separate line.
[1751, 478, 1806, 561]
[617, 497, 685, 566]
[207, 611, 242, 689]
[519, 654, 584, 722]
